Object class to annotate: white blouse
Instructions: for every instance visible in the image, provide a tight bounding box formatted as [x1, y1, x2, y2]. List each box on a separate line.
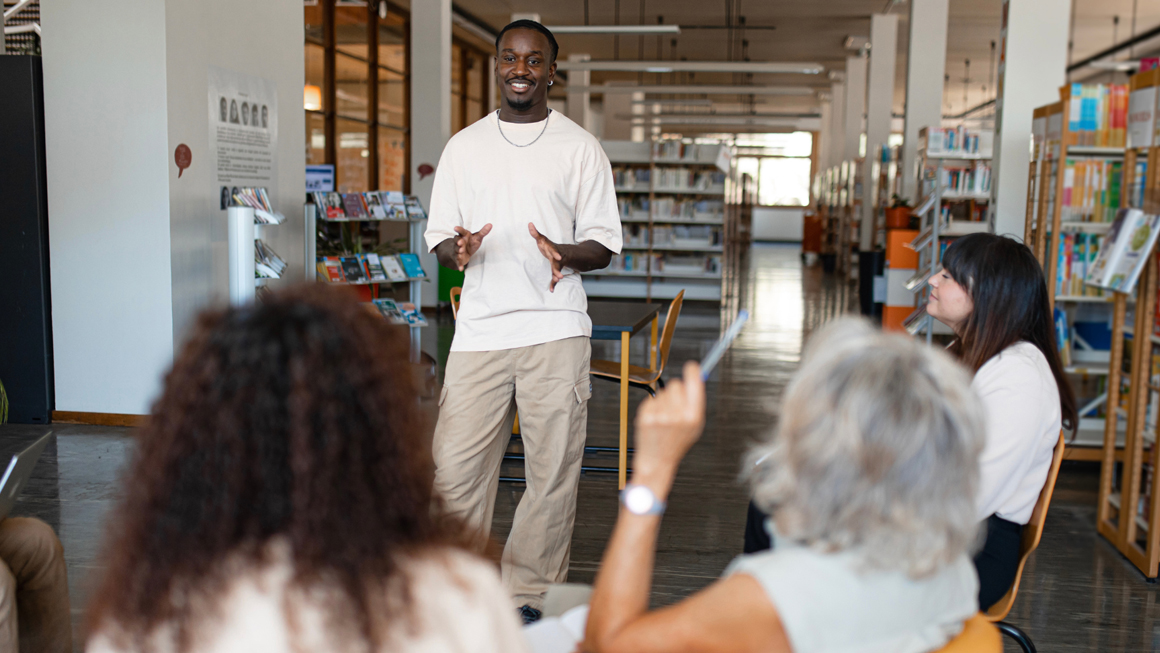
[86, 544, 531, 653]
[972, 341, 1062, 524]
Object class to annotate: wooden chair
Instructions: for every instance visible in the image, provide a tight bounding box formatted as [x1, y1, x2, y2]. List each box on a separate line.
[936, 614, 1002, 653]
[983, 431, 1066, 653]
[449, 286, 462, 320]
[590, 290, 685, 398]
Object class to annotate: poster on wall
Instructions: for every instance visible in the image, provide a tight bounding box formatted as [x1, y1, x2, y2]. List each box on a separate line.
[208, 66, 278, 210]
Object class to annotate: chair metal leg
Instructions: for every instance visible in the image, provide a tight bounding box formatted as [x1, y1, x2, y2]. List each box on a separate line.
[997, 622, 1036, 653]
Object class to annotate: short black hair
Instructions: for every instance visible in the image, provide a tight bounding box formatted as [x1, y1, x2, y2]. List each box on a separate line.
[496, 19, 558, 63]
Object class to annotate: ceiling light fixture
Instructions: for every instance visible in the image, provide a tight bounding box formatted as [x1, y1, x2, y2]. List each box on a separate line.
[545, 25, 681, 35]
[555, 60, 824, 74]
[564, 84, 818, 96]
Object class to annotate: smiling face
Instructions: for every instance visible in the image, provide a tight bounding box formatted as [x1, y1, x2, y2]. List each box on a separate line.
[495, 28, 556, 122]
[927, 268, 974, 333]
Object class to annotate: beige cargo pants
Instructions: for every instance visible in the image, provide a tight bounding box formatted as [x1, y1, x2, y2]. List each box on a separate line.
[432, 336, 592, 609]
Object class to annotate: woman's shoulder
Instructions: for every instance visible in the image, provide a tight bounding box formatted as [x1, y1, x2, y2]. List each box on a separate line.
[976, 341, 1054, 386]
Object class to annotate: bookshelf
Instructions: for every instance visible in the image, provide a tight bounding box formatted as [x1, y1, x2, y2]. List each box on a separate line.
[591, 139, 734, 302]
[307, 191, 430, 354]
[1095, 69, 1160, 578]
[1024, 83, 1131, 459]
[902, 126, 994, 341]
[817, 160, 861, 277]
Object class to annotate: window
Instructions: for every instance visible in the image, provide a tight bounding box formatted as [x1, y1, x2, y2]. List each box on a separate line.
[733, 132, 815, 207]
[304, 0, 410, 193]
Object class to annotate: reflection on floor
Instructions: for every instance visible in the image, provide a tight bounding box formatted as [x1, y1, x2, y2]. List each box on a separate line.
[2, 243, 1159, 651]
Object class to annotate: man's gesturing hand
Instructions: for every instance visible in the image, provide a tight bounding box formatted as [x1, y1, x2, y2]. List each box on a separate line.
[528, 223, 565, 292]
[453, 224, 492, 271]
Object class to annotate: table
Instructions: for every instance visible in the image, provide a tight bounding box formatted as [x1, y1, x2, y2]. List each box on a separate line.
[588, 301, 663, 488]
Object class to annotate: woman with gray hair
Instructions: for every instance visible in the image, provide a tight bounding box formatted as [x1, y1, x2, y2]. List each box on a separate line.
[582, 319, 985, 653]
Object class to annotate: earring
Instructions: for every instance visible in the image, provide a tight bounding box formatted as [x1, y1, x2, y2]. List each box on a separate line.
[548, 80, 553, 86]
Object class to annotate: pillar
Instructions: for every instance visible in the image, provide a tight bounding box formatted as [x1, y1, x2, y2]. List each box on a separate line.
[818, 98, 832, 174]
[992, 0, 1070, 237]
[566, 53, 592, 133]
[901, 0, 949, 202]
[830, 81, 846, 170]
[862, 13, 898, 249]
[411, 0, 452, 304]
[844, 56, 867, 162]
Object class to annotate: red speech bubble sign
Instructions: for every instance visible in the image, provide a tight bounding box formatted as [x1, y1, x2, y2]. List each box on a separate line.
[418, 163, 434, 180]
[175, 144, 192, 178]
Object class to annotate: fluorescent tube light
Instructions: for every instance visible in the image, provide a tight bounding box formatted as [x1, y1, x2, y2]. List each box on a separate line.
[546, 25, 681, 35]
[555, 60, 824, 74]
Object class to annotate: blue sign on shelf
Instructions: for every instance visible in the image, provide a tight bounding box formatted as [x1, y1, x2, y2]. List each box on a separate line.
[306, 164, 335, 192]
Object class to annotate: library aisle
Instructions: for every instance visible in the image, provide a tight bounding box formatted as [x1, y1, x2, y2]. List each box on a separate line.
[4, 245, 1160, 651]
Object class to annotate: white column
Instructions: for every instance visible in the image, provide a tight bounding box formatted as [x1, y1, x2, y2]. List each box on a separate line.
[862, 13, 898, 249]
[566, 53, 592, 133]
[411, 0, 452, 304]
[818, 99, 832, 174]
[844, 56, 867, 162]
[992, 0, 1070, 237]
[830, 81, 846, 170]
[901, 0, 949, 202]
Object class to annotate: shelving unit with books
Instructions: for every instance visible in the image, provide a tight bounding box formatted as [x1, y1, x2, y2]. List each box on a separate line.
[1094, 68, 1160, 577]
[591, 139, 733, 302]
[306, 190, 430, 335]
[902, 127, 994, 342]
[1024, 83, 1132, 459]
[225, 188, 287, 306]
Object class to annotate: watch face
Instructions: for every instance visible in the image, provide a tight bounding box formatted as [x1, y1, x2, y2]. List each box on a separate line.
[624, 486, 655, 514]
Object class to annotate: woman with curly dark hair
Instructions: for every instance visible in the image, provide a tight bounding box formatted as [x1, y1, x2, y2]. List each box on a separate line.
[85, 286, 530, 653]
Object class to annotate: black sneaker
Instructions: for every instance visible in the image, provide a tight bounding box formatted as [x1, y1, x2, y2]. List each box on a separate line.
[518, 604, 543, 624]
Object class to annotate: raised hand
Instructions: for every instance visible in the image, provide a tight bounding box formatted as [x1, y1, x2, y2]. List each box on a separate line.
[528, 223, 565, 292]
[633, 362, 706, 482]
[453, 224, 492, 271]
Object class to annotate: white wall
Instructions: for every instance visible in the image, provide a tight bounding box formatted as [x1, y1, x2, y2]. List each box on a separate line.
[42, 0, 175, 415]
[164, 0, 305, 341]
[42, 0, 305, 415]
[752, 207, 805, 242]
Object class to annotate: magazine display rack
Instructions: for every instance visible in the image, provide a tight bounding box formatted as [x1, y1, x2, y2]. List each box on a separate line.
[1024, 84, 1132, 459]
[227, 204, 286, 306]
[306, 192, 428, 356]
[590, 139, 734, 302]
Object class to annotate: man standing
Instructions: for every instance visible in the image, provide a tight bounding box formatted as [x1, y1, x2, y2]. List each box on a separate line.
[424, 20, 621, 623]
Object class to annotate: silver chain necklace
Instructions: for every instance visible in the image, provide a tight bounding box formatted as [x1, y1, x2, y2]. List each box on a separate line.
[496, 109, 551, 148]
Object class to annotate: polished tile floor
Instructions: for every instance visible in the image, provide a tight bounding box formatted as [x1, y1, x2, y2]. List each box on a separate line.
[3, 243, 1160, 651]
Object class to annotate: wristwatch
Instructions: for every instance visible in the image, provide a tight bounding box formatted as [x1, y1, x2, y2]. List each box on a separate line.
[620, 483, 666, 516]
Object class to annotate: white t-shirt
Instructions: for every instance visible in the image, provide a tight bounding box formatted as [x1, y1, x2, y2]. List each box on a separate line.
[86, 545, 531, 653]
[424, 111, 622, 352]
[973, 341, 1063, 524]
[726, 538, 977, 653]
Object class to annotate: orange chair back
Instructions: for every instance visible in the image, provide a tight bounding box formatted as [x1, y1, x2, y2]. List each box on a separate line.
[655, 290, 685, 373]
[450, 286, 462, 320]
[936, 614, 1002, 652]
[985, 431, 1066, 622]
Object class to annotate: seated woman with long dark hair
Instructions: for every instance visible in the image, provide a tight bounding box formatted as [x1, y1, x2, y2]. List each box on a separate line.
[926, 233, 1077, 611]
[85, 286, 530, 653]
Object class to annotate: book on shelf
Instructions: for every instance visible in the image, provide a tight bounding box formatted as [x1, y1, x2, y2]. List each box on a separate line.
[339, 255, 368, 283]
[365, 192, 387, 219]
[317, 256, 345, 282]
[404, 196, 427, 221]
[342, 193, 369, 219]
[313, 191, 346, 220]
[921, 127, 993, 157]
[399, 302, 429, 327]
[381, 254, 408, 281]
[1054, 307, 1072, 367]
[1055, 232, 1105, 297]
[372, 298, 408, 325]
[612, 167, 650, 188]
[363, 252, 388, 281]
[934, 164, 992, 196]
[254, 240, 286, 279]
[397, 253, 426, 278]
[1130, 159, 1148, 208]
[1085, 208, 1160, 293]
[1063, 83, 1128, 147]
[231, 187, 285, 224]
[1061, 159, 1122, 222]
